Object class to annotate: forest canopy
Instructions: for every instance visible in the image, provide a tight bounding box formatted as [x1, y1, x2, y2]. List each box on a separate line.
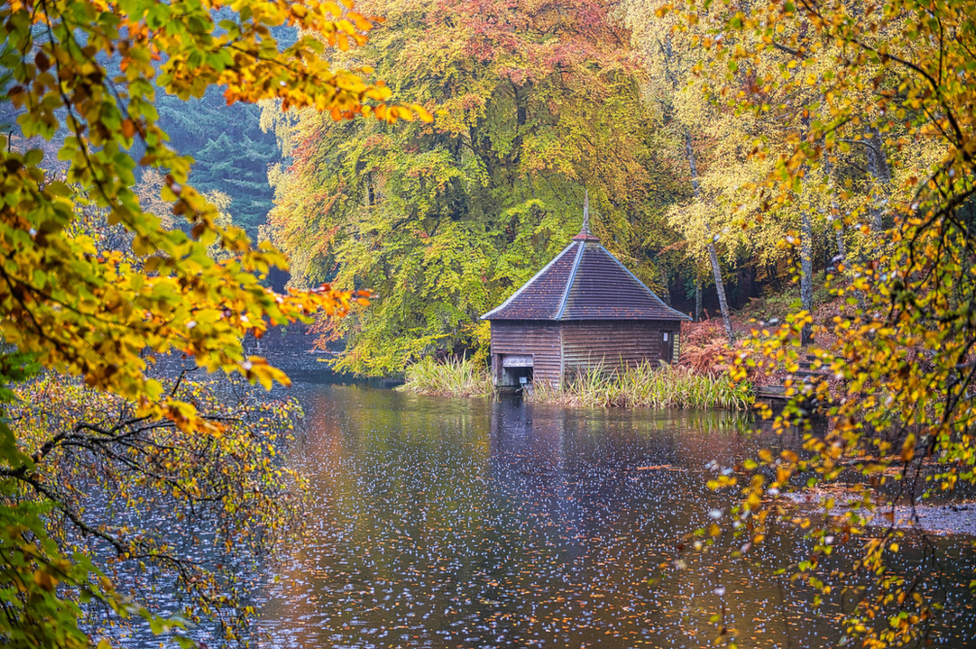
[263, 0, 709, 375]
[265, 0, 930, 375]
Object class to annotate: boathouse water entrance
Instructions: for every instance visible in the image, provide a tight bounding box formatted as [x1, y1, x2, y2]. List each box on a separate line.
[495, 353, 534, 388]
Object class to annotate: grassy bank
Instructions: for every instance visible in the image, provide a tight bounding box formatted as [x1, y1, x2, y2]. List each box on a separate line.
[400, 357, 751, 410]
[399, 356, 495, 398]
[531, 362, 752, 410]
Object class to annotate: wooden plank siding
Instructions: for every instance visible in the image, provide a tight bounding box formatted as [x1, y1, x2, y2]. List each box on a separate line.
[491, 320, 681, 388]
[490, 320, 562, 387]
[560, 320, 680, 384]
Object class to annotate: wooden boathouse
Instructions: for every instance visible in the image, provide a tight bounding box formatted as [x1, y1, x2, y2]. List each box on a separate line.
[481, 203, 691, 389]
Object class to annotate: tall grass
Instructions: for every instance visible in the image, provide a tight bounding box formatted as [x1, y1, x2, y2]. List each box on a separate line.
[399, 356, 495, 398]
[400, 357, 750, 410]
[530, 361, 752, 411]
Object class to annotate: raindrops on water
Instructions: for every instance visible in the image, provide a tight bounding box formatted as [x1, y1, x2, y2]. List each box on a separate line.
[252, 385, 976, 649]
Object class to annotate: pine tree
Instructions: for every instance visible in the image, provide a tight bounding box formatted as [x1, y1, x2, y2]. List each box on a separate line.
[156, 89, 280, 238]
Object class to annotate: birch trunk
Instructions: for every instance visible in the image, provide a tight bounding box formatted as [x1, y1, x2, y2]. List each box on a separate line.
[865, 125, 891, 233]
[685, 131, 734, 344]
[695, 272, 702, 322]
[824, 154, 866, 311]
[800, 209, 814, 345]
[822, 155, 847, 261]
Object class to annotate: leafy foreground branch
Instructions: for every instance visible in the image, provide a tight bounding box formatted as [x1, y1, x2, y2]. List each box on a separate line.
[0, 0, 410, 644]
[661, 0, 976, 646]
[2, 371, 307, 647]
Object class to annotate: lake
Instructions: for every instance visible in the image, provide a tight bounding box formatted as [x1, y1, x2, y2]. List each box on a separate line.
[253, 384, 976, 648]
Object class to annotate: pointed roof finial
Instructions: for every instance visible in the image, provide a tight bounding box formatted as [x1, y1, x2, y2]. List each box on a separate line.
[582, 189, 590, 234]
[573, 189, 599, 241]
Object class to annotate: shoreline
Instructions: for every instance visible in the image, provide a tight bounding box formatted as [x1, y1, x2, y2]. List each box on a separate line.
[783, 490, 976, 537]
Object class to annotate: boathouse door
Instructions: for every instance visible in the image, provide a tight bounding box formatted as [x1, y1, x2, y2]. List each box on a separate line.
[660, 331, 674, 364]
[495, 354, 534, 387]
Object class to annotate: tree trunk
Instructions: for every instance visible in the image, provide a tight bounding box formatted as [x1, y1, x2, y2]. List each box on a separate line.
[685, 131, 734, 344]
[864, 125, 891, 233]
[822, 155, 847, 262]
[800, 209, 814, 345]
[659, 263, 672, 307]
[708, 241, 735, 343]
[825, 152, 866, 312]
[695, 272, 702, 322]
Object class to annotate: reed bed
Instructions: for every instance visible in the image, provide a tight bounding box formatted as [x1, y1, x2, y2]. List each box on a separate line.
[400, 357, 750, 410]
[399, 355, 495, 398]
[530, 361, 752, 411]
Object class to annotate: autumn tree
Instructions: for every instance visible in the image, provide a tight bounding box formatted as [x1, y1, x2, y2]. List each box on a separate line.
[0, 0, 424, 644]
[625, 0, 740, 343]
[626, 0, 886, 344]
[662, 0, 976, 646]
[263, 0, 684, 376]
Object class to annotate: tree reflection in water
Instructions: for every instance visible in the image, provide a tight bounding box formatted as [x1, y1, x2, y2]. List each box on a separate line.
[255, 385, 975, 649]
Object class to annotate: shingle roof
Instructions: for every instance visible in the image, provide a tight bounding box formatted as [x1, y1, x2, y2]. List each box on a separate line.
[481, 237, 691, 322]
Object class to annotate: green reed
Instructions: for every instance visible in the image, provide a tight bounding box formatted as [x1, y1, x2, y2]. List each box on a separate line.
[401, 357, 750, 410]
[529, 360, 752, 411]
[400, 355, 495, 398]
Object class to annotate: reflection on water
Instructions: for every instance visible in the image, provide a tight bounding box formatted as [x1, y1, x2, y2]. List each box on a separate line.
[258, 385, 976, 648]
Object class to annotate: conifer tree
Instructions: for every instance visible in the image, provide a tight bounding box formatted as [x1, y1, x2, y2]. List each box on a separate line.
[157, 90, 280, 238]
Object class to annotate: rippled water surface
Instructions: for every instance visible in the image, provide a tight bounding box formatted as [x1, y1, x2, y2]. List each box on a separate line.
[256, 384, 976, 648]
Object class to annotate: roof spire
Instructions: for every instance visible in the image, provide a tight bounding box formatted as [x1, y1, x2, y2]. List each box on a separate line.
[582, 189, 590, 234]
[573, 189, 599, 241]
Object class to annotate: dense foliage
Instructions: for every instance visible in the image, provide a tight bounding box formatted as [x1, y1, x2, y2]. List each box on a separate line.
[0, 0, 424, 644]
[650, 0, 976, 646]
[264, 0, 692, 375]
[267, 0, 895, 374]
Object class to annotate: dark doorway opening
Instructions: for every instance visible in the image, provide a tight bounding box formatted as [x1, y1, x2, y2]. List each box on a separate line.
[508, 366, 533, 389]
[495, 354, 535, 388]
[661, 331, 674, 364]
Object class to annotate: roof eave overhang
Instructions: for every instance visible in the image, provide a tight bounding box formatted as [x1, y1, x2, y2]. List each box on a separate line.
[479, 241, 581, 320]
[480, 238, 694, 323]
